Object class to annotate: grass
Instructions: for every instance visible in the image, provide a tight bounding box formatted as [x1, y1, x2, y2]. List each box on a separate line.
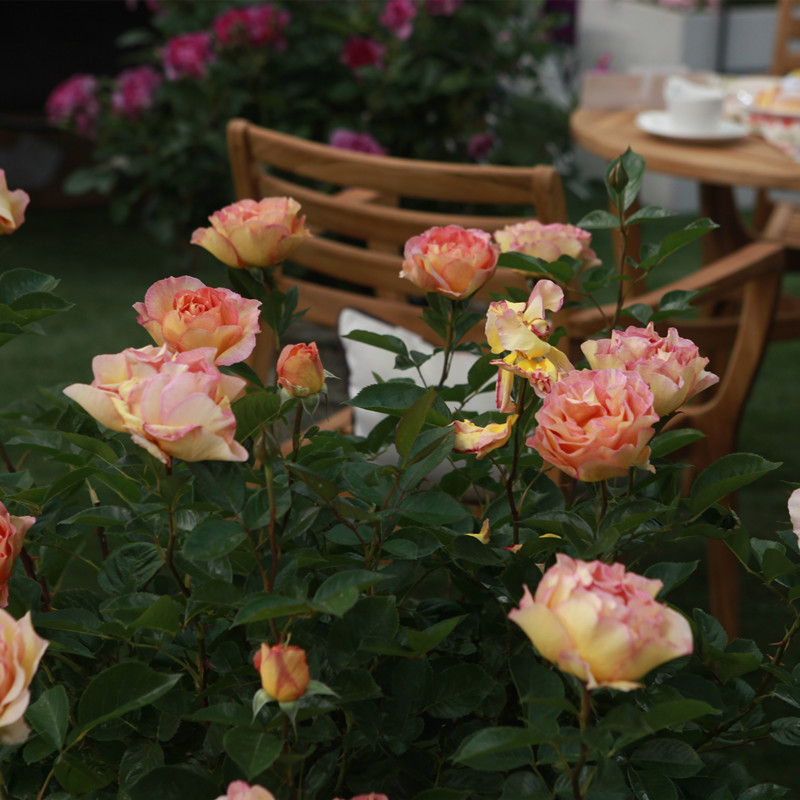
[3, 199, 800, 794]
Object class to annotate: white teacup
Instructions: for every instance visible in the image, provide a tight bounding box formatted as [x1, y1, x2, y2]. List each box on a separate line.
[663, 76, 724, 134]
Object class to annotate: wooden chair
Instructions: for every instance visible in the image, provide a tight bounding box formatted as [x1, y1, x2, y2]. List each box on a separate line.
[226, 118, 569, 389]
[563, 240, 786, 636]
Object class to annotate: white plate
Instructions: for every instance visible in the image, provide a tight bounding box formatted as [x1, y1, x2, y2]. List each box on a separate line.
[634, 110, 749, 142]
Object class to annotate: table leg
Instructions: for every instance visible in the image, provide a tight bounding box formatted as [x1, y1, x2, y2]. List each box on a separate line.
[699, 184, 753, 262]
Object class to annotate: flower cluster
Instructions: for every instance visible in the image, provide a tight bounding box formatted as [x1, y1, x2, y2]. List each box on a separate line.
[213, 3, 290, 49]
[111, 66, 162, 121]
[44, 73, 100, 137]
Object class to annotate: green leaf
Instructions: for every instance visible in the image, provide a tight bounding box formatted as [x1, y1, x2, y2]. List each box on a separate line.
[223, 728, 282, 780]
[75, 661, 181, 736]
[641, 699, 719, 732]
[98, 542, 163, 595]
[630, 738, 703, 778]
[575, 209, 620, 230]
[451, 727, 540, 771]
[348, 381, 450, 425]
[396, 387, 436, 460]
[128, 595, 180, 634]
[286, 463, 339, 501]
[620, 302, 653, 325]
[770, 717, 800, 745]
[429, 664, 494, 719]
[183, 518, 247, 560]
[644, 562, 699, 597]
[188, 461, 246, 513]
[233, 391, 281, 440]
[737, 786, 790, 800]
[313, 569, 386, 616]
[234, 593, 312, 625]
[407, 615, 467, 655]
[129, 766, 219, 800]
[397, 490, 471, 524]
[628, 768, 678, 800]
[0, 268, 60, 304]
[626, 205, 679, 224]
[689, 454, 781, 514]
[53, 753, 113, 794]
[342, 329, 409, 357]
[26, 685, 68, 750]
[650, 429, 705, 459]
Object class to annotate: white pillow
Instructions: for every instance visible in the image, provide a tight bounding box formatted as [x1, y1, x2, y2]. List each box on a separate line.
[337, 307, 496, 439]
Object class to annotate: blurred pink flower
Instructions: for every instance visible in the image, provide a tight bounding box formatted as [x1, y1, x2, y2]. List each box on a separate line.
[214, 3, 290, 49]
[425, 0, 463, 15]
[111, 66, 162, 121]
[44, 74, 100, 137]
[329, 128, 387, 155]
[379, 0, 417, 39]
[340, 36, 386, 71]
[468, 132, 494, 162]
[162, 32, 215, 81]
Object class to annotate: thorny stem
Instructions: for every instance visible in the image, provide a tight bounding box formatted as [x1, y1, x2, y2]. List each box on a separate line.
[437, 300, 457, 389]
[165, 502, 190, 598]
[506, 379, 529, 545]
[611, 193, 629, 331]
[571, 684, 593, 800]
[264, 461, 281, 643]
[291, 402, 303, 461]
[194, 619, 207, 695]
[0, 440, 16, 473]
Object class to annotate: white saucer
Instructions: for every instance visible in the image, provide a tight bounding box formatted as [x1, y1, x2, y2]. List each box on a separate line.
[635, 110, 748, 142]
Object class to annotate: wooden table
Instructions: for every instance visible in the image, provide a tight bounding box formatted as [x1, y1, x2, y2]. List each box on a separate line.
[570, 107, 800, 261]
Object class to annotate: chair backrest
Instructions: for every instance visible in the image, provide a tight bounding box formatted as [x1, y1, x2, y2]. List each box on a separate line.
[226, 118, 569, 357]
[772, 0, 800, 75]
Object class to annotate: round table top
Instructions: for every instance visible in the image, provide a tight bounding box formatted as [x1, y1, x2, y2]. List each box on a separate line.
[570, 108, 800, 192]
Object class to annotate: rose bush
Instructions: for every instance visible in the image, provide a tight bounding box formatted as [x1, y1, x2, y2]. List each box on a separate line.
[2, 151, 800, 799]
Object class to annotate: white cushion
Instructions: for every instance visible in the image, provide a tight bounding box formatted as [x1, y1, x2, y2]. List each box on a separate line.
[337, 307, 495, 439]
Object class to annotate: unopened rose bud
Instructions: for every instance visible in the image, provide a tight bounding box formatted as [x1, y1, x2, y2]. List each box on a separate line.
[253, 643, 310, 702]
[608, 160, 629, 194]
[276, 342, 325, 397]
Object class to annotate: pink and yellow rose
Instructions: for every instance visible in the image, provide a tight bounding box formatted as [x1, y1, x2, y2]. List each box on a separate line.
[509, 554, 693, 690]
[528, 369, 658, 481]
[453, 415, 518, 459]
[277, 342, 325, 397]
[214, 781, 276, 800]
[63, 346, 248, 465]
[191, 197, 311, 269]
[581, 323, 719, 416]
[0, 170, 30, 236]
[400, 225, 498, 299]
[134, 276, 261, 366]
[0, 503, 34, 609]
[0, 610, 48, 744]
[254, 643, 310, 702]
[494, 220, 598, 270]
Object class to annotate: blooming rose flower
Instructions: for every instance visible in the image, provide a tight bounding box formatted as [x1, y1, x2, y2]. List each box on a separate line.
[63, 346, 248, 465]
[111, 66, 162, 121]
[44, 74, 100, 137]
[0, 503, 34, 609]
[340, 36, 386, 71]
[493, 349, 572, 411]
[528, 369, 658, 481]
[0, 170, 30, 236]
[486, 279, 564, 359]
[467, 132, 495, 162]
[509, 554, 693, 690]
[214, 781, 276, 800]
[254, 643, 310, 702]
[494, 221, 599, 271]
[329, 128, 387, 156]
[162, 32, 215, 81]
[425, 0, 463, 14]
[191, 197, 311, 269]
[0, 610, 48, 744]
[453, 414, 518, 459]
[134, 276, 261, 366]
[213, 3, 290, 48]
[400, 225, 498, 299]
[379, 0, 417, 39]
[277, 342, 325, 397]
[581, 323, 719, 417]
